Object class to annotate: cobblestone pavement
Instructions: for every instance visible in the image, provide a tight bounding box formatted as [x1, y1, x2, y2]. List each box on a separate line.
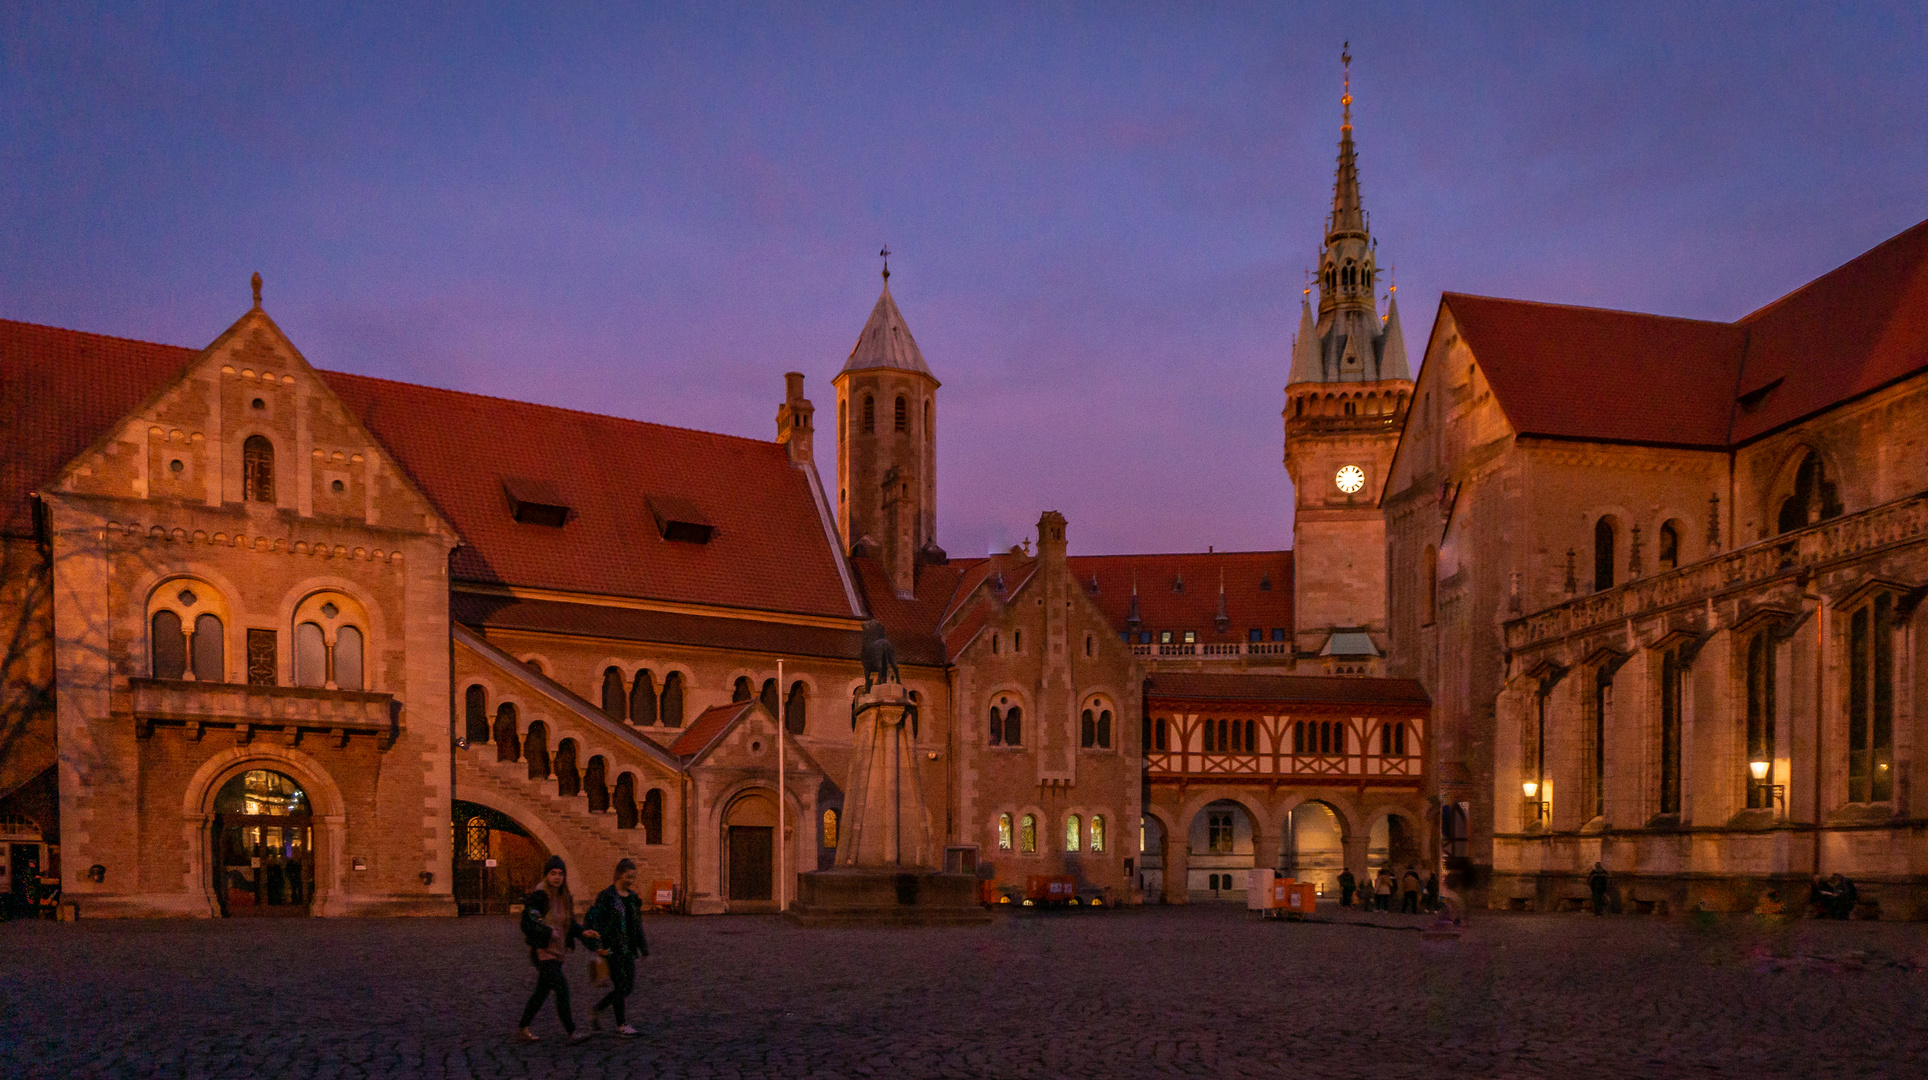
[4, 905, 1927, 1079]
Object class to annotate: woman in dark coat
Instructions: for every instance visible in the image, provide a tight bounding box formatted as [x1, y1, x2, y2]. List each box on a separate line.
[586, 858, 650, 1037]
[517, 856, 598, 1043]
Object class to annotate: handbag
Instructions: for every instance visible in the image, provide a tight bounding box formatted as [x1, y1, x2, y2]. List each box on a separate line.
[589, 956, 611, 988]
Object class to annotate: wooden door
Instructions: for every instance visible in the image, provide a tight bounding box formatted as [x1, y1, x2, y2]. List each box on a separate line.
[727, 826, 773, 901]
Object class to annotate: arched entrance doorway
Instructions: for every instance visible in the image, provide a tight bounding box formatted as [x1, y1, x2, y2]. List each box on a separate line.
[724, 790, 777, 911]
[212, 770, 314, 917]
[452, 800, 552, 915]
[1188, 799, 1253, 901]
[1138, 816, 1165, 901]
[1287, 801, 1345, 898]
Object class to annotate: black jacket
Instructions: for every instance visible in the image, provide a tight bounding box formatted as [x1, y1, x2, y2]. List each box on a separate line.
[585, 886, 649, 960]
[519, 888, 590, 953]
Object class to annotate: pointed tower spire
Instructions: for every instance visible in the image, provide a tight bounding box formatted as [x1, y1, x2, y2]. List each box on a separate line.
[1317, 43, 1375, 321]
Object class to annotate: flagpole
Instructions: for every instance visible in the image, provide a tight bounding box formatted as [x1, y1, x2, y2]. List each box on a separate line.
[777, 658, 786, 911]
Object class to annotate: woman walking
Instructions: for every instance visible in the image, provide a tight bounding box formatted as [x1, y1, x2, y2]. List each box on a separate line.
[586, 858, 649, 1038]
[517, 856, 599, 1043]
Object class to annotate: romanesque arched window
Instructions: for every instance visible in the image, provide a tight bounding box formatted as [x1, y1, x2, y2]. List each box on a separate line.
[631, 669, 657, 726]
[784, 681, 807, 734]
[642, 787, 664, 844]
[602, 667, 627, 721]
[333, 625, 362, 690]
[615, 773, 638, 829]
[1019, 813, 1037, 854]
[1065, 815, 1082, 852]
[1081, 709, 1096, 748]
[1098, 710, 1113, 749]
[660, 671, 685, 727]
[524, 721, 549, 781]
[191, 613, 225, 682]
[151, 610, 186, 680]
[1090, 815, 1106, 852]
[465, 684, 490, 745]
[243, 435, 274, 503]
[862, 395, 875, 433]
[1593, 518, 1617, 591]
[997, 813, 1013, 851]
[894, 396, 907, 432]
[1003, 706, 1023, 747]
[494, 703, 520, 763]
[585, 756, 609, 813]
[760, 678, 779, 719]
[989, 706, 1003, 746]
[555, 739, 580, 798]
[732, 676, 752, 703]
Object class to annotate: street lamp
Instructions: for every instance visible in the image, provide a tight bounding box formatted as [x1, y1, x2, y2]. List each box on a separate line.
[1522, 779, 1546, 822]
[1749, 759, 1786, 813]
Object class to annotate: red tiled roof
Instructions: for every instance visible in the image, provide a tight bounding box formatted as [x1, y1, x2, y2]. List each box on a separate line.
[669, 700, 755, 758]
[1443, 295, 1746, 448]
[1149, 672, 1429, 707]
[0, 319, 197, 535]
[1732, 217, 1928, 442]
[452, 593, 865, 661]
[1067, 551, 1293, 642]
[849, 557, 966, 666]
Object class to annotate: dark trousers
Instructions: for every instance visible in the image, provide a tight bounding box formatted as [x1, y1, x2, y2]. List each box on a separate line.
[1340, 885, 1355, 908]
[1591, 888, 1608, 915]
[1401, 890, 1419, 913]
[520, 959, 575, 1032]
[595, 954, 637, 1024]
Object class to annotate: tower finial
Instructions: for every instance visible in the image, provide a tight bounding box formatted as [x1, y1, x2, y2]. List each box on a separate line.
[250, 271, 262, 309]
[879, 245, 891, 282]
[1341, 41, 1352, 129]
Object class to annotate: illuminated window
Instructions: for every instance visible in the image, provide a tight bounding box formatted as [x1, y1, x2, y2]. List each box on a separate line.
[1065, 815, 1082, 852]
[997, 813, 1013, 851]
[823, 808, 839, 849]
[1208, 812, 1234, 854]
[1090, 815, 1105, 852]
[464, 816, 489, 861]
[1019, 814, 1037, 854]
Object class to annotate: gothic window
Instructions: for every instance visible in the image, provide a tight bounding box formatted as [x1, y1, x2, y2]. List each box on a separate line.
[556, 739, 581, 798]
[191, 613, 224, 682]
[631, 670, 657, 726]
[642, 788, 664, 844]
[1090, 815, 1105, 853]
[247, 628, 276, 686]
[602, 667, 627, 721]
[151, 610, 186, 679]
[997, 813, 1013, 851]
[1848, 594, 1895, 803]
[1658, 522, 1681, 571]
[1098, 711, 1113, 749]
[1081, 709, 1095, 748]
[989, 706, 1003, 747]
[894, 396, 907, 432]
[1746, 632, 1776, 809]
[333, 626, 363, 690]
[760, 677, 780, 719]
[615, 772, 638, 829]
[494, 703, 520, 763]
[1065, 815, 1082, 852]
[1777, 451, 1843, 535]
[733, 676, 752, 702]
[1422, 546, 1438, 625]
[1594, 518, 1617, 591]
[465, 685, 490, 745]
[524, 721, 549, 781]
[1659, 647, 1683, 815]
[1208, 811, 1234, 853]
[660, 671, 685, 727]
[862, 395, 875, 434]
[821, 807, 838, 849]
[294, 622, 327, 687]
[1019, 814, 1037, 854]
[585, 756, 609, 813]
[784, 681, 807, 734]
[243, 435, 274, 503]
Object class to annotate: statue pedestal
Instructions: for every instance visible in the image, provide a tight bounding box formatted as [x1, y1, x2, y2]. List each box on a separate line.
[787, 682, 988, 926]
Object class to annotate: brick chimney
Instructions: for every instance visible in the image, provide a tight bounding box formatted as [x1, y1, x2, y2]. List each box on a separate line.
[777, 372, 814, 466]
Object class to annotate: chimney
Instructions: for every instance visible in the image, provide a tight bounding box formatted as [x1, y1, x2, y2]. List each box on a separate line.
[777, 371, 814, 466]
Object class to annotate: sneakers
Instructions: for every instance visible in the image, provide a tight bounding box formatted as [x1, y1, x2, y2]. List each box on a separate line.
[569, 1030, 595, 1044]
[516, 1028, 540, 1043]
[615, 1024, 638, 1038]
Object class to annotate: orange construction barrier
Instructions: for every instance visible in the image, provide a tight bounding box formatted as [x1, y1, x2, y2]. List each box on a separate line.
[1024, 875, 1076, 905]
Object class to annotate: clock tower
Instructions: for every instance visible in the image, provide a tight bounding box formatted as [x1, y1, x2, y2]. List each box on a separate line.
[1282, 48, 1412, 671]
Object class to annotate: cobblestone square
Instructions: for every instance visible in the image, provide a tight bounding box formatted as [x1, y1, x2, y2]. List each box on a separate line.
[4, 907, 1926, 1079]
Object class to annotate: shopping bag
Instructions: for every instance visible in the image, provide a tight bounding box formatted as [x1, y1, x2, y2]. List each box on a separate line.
[589, 957, 611, 988]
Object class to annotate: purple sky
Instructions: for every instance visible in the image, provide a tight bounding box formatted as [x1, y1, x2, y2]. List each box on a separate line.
[5, 4, 1924, 558]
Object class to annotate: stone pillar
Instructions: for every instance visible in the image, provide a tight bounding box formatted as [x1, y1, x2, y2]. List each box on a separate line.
[1252, 831, 1280, 878]
[836, 682, 934, 868]
[1342, 834, 1370, 884]
[1163, 837, 1190, 905]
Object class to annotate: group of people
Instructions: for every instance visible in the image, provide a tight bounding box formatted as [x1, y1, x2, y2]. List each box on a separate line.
[1336, 865, 1437, 914]
[516, 856, 650, 1043]
[1807, 873, 1862, 920]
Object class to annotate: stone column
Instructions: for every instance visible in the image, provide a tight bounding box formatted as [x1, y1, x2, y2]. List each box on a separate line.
[1163, 837, 1190, 905]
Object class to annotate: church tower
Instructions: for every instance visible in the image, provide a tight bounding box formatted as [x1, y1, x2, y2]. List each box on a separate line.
[1282, 48, 1413, 671]
[835, 257, 943, 598]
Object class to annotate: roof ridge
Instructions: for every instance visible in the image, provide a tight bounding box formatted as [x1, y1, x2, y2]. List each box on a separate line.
[1066, 549, 1292, 559]
[1737, 216, 1928, 326]
[1441, 292, 1739, 328]
[0, 316, 201, 355]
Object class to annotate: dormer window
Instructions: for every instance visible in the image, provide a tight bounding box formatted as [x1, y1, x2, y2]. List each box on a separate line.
[646, 494, 715, 544]
[503, 476, 569, 527]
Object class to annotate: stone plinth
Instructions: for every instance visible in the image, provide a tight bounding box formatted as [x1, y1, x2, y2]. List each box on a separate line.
[786, 867, 990, 927]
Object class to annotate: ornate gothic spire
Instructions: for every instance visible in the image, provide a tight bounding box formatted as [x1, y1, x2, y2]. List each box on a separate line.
[1318, 43, 1375, 320]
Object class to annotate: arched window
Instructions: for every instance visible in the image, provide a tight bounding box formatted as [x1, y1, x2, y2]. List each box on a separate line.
[642, 788, 664, 844]
[862, 395, 875, 433]
[463, 816, 489, 861]
[760, 678, 779, 719]
[1081, 710, 1096, 748]
[602, 667, 627, 721]
[151, 610, 186, 679]
[1593, 518, 1616, 591]
[991, 633, 999, 655]
[732, 676, 753, 703]
[294, 623, 326, 687]
[894, 396, 907, 432]
[1421, 546, 1438, 626]
[1085, 633, 1093, 657]
[524, 721, 549, 781]
[1098, 710, 1112, 749]
[1344, 399, 1356, 417]
[615, 773, 638, 829]
[1778, 451, 1843, 535]
[555, 739, 580, 797]
[631, 669, 657, 726]
[997, 813, 1013, 851]
[821, 807, 838, 849]
[1090, 815, 1106, 853]
[190, 613, 224, 682]
[1848, 593, 1895, 803]
[1003, 706, 1023, 746]
[1065, 815, 1082, 852]
[1019, 813, 1037, 854]
[924, 400, 932, 443]
[1658, 522, 1680, 571]
[333, 625, 362, 690]
[660, 671, 685, 727]
[784, 681, 807, 734]
[464, 684, 490, 745]
[494, 703, 520, 763]
[585, 756, 609, 813]
[989, 706, 1003, 746]
[243, 435, 274, 503]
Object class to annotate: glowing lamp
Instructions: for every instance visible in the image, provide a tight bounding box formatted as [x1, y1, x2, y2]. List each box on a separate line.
[1522, 780, 1539, 799]
[1749, 759, 1771, 781]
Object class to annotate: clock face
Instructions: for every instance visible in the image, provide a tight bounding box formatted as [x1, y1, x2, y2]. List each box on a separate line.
[1335, 465, 1366, 495]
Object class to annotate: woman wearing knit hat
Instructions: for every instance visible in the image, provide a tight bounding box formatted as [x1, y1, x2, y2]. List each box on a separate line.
[516, 856, 599, 1043]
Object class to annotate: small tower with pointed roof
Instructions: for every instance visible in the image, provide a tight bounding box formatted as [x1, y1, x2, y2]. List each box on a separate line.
[1281, 47, 1412, 670]
[835, 254, 943, 597]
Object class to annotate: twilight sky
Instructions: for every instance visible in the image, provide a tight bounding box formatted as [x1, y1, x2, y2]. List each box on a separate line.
[5, 3, 1925, 558]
